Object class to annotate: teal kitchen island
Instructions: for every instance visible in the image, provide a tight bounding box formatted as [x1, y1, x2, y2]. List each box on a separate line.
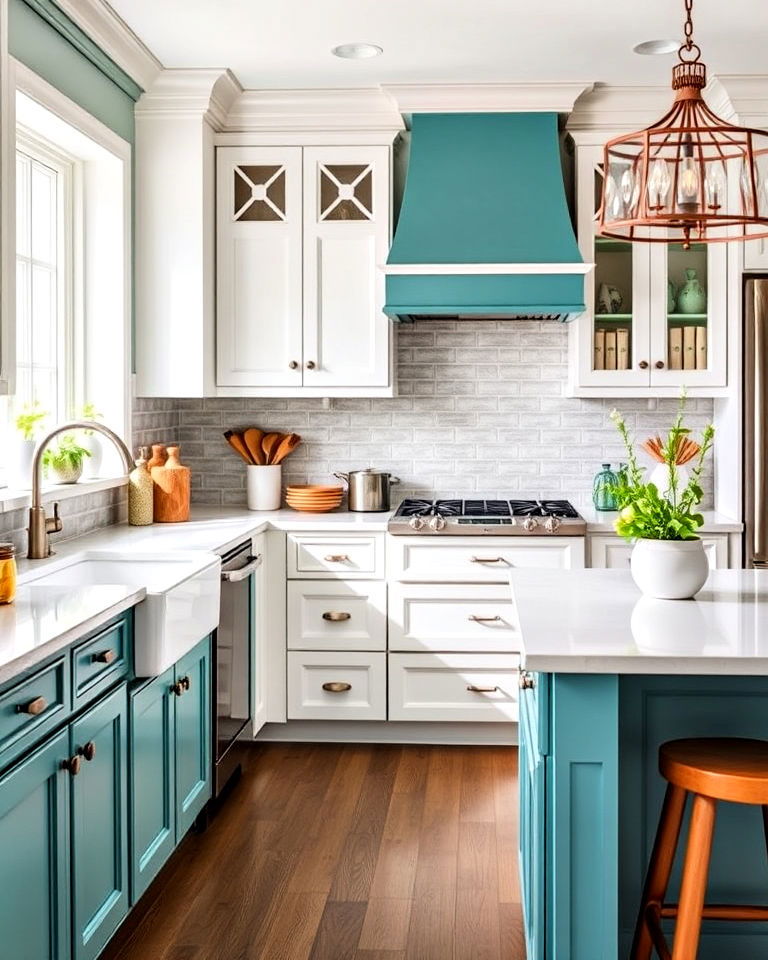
[512, 568, 768, 960]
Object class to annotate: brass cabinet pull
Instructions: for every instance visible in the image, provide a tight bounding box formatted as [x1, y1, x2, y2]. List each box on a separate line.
[322, 611, 352, 622]
[518, 670, 536, 691]
[468, 615, 502, 623]
[306, 360, 316, 370]
[289, 360, 299, 370]
[470, 556, 506, 564]
[638, 360, 649, 369]
[93, 649, 116, 665]
[180, 676, 191, 691]
[78, 741, 96, 762]
[655, 360, 665, 369]
[170, 681, 184, 697]
[324, 554, 350, 563]
[63, 755, 82, 776]
[322, 682, 352, 693]
[17, 696, 47, 716]
[467, 684, 499, 694]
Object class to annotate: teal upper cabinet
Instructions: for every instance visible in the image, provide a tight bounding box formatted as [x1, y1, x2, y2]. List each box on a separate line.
[70, 685, 129, 960]
[129, 667, 175, 903]
[0, 728, 71, 960]
[174, 637, 211, 839]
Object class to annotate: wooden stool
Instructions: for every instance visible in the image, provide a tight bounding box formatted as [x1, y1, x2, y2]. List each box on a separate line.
[631, 738, 768, 960]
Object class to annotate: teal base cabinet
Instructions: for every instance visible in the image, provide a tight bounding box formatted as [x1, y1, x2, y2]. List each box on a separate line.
[0, 729, 71, 960]
[129, 636, 212, 902]
[518, 672, 768, 960]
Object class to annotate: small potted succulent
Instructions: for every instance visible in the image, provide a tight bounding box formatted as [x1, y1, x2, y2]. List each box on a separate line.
[610, 398, 715, 599]
[78, 402, 103, 479]
[11, 401, 48, 488]
[43, 433, 91, 485]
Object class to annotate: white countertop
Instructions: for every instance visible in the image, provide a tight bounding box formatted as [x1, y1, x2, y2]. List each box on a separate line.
[0, 584, 145, 685]
[581, 507, 743, 534]
[511, 568, 768, 675]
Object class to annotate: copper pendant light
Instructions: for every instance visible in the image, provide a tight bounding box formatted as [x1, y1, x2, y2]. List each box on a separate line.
[598, 0, 768, 249]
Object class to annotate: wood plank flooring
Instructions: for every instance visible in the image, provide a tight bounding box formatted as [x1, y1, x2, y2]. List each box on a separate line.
[102, 743, 524, 960]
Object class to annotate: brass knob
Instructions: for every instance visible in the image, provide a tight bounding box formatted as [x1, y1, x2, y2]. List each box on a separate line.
[289, 360, 299, 370]
[322, 611, 351, 622]
[63, 755, 82, 776]
[171, 681, 184, 697]
[518, 671, 536, 691]
[638, 360, 649, 370]
[79, 741, 96, 762]
[180, 676, 191, 691]
[93, 650, 116, 665]
[306, 360, 316, 370]
[17, 696, 47, 716]
[322, 682, 352, 693]
[324, 554, 350, 563]
[467, 684, 499, 693]
[655, 360, 665, 369]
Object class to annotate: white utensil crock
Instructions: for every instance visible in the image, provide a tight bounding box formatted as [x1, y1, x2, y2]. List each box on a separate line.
[246, 464, 281, 511]
[630, 537, 709, 600]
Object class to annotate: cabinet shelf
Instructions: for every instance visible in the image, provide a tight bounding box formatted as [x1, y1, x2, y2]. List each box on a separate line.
[667, 313, 707, 324]
[595, 313, 633, 322]
[594, 238, 632, 253]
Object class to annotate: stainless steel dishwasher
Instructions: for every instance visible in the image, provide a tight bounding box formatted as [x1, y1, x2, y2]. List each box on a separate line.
[214, 541, 262, 797]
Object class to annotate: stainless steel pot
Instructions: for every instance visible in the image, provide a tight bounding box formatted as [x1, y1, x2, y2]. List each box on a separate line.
[333, 468, 400, 512]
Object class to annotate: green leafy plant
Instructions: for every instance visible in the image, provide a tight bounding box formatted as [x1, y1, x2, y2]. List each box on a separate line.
[42, 434, 91, 475]
[14, 402, 48, 441]
[78, 402, 102, 436]
[609, 397, 714, 542]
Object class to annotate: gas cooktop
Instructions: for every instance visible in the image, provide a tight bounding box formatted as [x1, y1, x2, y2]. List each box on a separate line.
[388, 498, 586, 536]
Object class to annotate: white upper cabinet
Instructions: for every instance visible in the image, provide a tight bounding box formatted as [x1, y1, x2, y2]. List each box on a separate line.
[216, 142, 393, 396]
[569, 143, 728, 397]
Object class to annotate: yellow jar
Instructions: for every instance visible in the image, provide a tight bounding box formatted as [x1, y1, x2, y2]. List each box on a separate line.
[0, 543, 17, 604]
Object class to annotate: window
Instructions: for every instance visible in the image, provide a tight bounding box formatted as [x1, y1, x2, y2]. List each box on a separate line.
[15, 134, 75, 424]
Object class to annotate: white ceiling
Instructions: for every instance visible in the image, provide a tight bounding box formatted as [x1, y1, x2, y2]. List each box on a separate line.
[108, 0, 768, 91]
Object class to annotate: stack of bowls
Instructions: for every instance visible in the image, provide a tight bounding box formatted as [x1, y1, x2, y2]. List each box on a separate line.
[285, 484, 344, 513]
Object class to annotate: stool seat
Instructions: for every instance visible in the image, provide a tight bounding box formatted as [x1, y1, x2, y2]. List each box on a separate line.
[660, 737, 768, 804]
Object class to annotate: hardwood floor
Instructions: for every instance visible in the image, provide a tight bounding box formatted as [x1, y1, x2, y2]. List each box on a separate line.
[103, 743, 524, 960]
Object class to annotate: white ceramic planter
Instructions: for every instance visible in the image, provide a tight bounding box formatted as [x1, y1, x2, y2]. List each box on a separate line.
[81, 433, 103, 479]
[630, 537, 709, 600]
[9, 438, 36, 488]
[246, 464, 281, 511]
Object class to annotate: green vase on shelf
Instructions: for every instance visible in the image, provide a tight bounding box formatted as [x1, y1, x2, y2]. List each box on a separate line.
[667, 280, 677, 313]
[592, 463, 619, 512]
[677, 268, 707, 314]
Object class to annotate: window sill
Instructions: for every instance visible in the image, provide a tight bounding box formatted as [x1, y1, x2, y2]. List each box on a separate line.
[0, 476, 128, 514]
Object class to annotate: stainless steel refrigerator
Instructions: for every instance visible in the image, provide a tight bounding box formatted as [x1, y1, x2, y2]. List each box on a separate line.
[744, 277, 768, 567]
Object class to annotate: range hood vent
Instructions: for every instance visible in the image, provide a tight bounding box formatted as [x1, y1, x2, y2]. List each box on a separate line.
[383, 112, 591, 322]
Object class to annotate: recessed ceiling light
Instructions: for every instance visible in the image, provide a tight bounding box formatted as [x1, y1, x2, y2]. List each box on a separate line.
[331, 42, 383, 60]
[633, 38, 680, 55]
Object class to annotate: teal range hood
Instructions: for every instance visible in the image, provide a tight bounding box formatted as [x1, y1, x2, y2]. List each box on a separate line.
[384, 112, 590, 322]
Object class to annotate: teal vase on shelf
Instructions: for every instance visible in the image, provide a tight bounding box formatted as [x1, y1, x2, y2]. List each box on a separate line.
[592, 463, 619, 512]
[677, 268, 707, 314]
[667, 280, 677, 313]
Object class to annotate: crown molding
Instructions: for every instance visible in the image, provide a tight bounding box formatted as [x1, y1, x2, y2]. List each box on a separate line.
[713, 75, 768, 128]
[135, 69, 242, 127]
[223, 87, 404, 133]
[567, 83, 672, 140]
[383, 82, 593, 115]
[49, 0, 162, 93]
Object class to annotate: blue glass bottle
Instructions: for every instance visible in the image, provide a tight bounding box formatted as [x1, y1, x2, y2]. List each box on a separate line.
[592, 463, 619, 511]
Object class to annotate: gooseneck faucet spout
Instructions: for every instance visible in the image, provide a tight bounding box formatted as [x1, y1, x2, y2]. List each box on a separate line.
[27, 420, 134, 559]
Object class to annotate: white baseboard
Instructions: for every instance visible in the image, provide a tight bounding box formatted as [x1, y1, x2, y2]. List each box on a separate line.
[252, 719, 518, 746]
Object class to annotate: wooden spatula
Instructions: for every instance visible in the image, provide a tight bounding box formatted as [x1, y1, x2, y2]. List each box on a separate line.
[272, 433, 302, 464]
[243, 428, 266, 465]
[224, 430, 252, 464]
[261, 432, 282, 464]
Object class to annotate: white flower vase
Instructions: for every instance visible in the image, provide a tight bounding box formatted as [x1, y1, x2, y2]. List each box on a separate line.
[630, 538, 709, 600]
[9, 438, 36, 489]
[648, 463, 690, 499]
[81, 434, 103, 479]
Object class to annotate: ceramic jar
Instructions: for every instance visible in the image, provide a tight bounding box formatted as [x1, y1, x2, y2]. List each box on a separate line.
[129, 448, 153, 526]
[630, 538, 709, 600]
[677, 268, 707, 314]
[246, 464, 282, 511]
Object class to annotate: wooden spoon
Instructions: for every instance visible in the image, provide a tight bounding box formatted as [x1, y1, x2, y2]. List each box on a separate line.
[272, 433, 302, 465]
[224, 430, 252, 464]
[261, 432, 282, 465]
[243, 428, 266, 465]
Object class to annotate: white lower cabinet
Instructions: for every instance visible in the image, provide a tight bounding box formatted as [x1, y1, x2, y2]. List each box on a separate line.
[388, 582, 519, 653]
[588, 533, 729, 569]
[287, 533, 385, 579]
[287, 651, 386, 720]
[388, 653, 520, 722]
[287, 580, 386, 651]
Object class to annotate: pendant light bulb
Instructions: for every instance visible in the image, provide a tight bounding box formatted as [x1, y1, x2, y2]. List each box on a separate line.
[678, 156, 700, 207]
[704, 162, 726, 210]
[648, 158, 671, 209]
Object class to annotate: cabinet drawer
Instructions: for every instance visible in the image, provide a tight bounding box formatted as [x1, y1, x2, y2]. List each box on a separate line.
[287, 581, 387, 651]
[588, 534, 728, 569]
[287, 651, 386, 720]
[72, 615, 131, 707]
[389, 583, 518, 653]
[387, 536, 584, 582]
[0, 657, 70, 770]
[388, 653, 520, 722]
[287, 533, 384, 580]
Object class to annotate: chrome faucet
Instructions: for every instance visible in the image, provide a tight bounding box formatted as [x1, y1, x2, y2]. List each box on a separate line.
[27, 420, 134, 559]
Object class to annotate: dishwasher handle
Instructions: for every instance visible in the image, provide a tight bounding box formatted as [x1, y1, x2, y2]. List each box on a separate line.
[221, 554, 262, 582]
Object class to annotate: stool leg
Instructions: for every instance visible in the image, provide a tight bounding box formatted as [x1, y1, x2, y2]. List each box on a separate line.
[672, 794, 717, 960]
[630, 784, 687, 960]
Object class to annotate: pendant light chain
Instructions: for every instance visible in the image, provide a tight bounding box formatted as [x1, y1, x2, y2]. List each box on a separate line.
[683, 0, 694, 51]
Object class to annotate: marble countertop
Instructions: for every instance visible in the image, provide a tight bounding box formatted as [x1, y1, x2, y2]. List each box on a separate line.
[0, 584, 144, 686]
[511, 568, 768, 675]
[581, 508, 743, 534]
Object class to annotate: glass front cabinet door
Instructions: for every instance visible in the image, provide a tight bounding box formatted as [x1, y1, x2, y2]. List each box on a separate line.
[570, 143, 728, 395]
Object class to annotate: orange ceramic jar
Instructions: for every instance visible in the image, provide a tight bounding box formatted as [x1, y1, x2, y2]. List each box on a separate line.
[0, 543, 17, 604]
